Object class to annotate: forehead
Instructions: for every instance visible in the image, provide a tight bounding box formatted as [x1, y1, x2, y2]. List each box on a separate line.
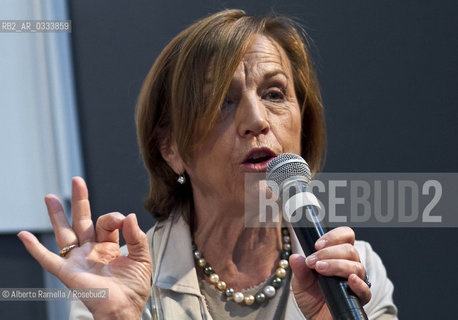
[237, 34, 292, 75]
[205, 35, 291, 81]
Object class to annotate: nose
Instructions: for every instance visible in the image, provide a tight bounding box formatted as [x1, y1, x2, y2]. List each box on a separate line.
[236, 94, 270, 138]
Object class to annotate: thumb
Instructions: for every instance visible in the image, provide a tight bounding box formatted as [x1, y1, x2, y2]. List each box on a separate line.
[289, 254, 317, 292]
[289, 254, 326, 317]
[122, 214, 151, 263]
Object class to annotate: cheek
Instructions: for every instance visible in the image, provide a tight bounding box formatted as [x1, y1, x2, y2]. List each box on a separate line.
[289, 103, 302, 149]
[275, 108, 302, 153]
[185, 126, 236, 180]
[287, 123, 302, 154]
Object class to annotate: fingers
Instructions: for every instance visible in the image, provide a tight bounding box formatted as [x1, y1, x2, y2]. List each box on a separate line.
[348, 274, 372, 305]
[44, 177, 95, 248]
[71, 177, 95, 244]
[293, 227, 370, 307]
[95, 212, 125, 243]
[302, 226, 370, 305]
[310, 259, 367, 280]
[17, 231, 64, 277]
[122, 214, 151, 263]
[305, 243, 360, 268]
[45, 194, 79, 249]
[314, 226, 355, 250]
[306, 227, 365, 282]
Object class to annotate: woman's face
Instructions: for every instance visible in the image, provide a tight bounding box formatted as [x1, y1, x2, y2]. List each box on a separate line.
[184, 34, 302, 212]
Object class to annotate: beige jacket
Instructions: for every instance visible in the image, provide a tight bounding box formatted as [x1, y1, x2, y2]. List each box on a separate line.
[70, 213, 398, 319]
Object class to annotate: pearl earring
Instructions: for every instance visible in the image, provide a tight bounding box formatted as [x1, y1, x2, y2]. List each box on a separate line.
[177, 174, 186, 184]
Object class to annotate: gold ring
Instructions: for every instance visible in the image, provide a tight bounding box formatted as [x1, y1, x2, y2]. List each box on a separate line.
[60, 244, 78, 257]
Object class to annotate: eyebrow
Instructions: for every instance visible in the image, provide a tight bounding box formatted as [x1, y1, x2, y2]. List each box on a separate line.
[263, 70, 289, 81]
[205, 70, 289, 85]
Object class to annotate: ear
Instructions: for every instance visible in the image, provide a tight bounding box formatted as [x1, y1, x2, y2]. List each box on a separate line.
[159, 136, 185, 175]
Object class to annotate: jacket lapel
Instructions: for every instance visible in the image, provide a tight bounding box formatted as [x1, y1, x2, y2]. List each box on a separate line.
[153, 213, 203, 297]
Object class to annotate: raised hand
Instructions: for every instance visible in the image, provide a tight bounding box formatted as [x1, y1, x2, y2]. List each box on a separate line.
[289, 227, 371, 320]
[18, 177, 152, 319]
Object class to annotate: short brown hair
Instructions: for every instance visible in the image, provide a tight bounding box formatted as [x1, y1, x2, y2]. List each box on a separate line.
[136, 9, 326, 221]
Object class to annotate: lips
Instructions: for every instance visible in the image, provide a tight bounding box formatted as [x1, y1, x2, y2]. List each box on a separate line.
[242, 148, 277, 172]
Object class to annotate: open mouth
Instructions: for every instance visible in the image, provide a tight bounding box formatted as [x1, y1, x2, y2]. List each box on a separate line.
[246, 153, 273, 164]
[243, 148, 276, 167]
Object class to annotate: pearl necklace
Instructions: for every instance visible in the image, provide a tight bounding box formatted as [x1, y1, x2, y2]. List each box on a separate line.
[192, 227, 292, 306]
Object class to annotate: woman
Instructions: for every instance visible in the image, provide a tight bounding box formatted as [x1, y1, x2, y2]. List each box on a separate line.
[18, 9, 397, 319]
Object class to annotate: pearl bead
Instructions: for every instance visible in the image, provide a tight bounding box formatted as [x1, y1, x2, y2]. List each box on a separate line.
[225, 288, 234, 297]
[279, 259, 289, 269]
[281, 251, 290, 260]
[283, 243, 291, 251]
[244, 295, 255, 305]
[197, 258, 206, 267]
[216, 280, 226, 291]
[282, 228, 289, 235]
[272, 277, 282, 288]
[209, 273, 219, 283]
[194, 250, 201, 259]
[283, 235, 290, 243]
[234, 292, 244, 303]
[204, 266, 213, 275]
[276, 267, 287, 278]
[255, 292, 266, 303]
[263, 285, 276, 298]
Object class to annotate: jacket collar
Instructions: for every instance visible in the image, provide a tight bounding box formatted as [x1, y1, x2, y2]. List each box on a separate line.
[153, 212, 203, 296]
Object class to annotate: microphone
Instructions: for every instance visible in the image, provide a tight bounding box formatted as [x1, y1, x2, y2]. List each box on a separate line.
[266, 153, 368, 320]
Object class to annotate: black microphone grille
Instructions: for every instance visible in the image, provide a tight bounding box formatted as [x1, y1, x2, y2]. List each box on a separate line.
[266, 153, 312, 187]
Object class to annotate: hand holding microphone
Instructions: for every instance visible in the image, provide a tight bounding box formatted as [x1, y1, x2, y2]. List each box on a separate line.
[266, 154, 370, 320]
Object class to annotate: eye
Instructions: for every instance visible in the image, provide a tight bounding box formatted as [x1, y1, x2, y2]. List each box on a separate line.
[218, 95, 237, 121]
[263, 88, 285, 102]
[222, 95, 236, 110]
[223, 95, 234, 105]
